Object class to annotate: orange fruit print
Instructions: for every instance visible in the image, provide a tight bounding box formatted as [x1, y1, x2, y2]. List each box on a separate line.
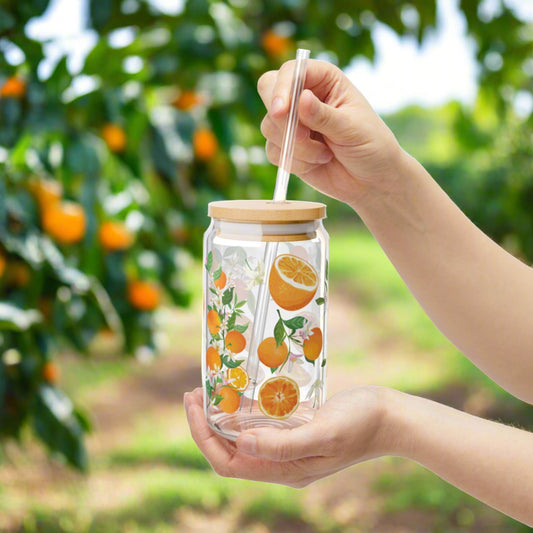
[207, 309, 221, 335]
[303, 327, 323, 361]
[257, 337, 288, 368]
[258, 376, 299, 420]
[214, 271, 227, 290]
[206, 347, 221, 372]
[218, 386, 240, 413]
[269, 254, 318, 311]
[225, 330, 246, 354]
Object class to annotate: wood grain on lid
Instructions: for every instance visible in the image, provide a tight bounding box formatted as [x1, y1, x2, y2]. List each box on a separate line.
[208, 200, 326, 223]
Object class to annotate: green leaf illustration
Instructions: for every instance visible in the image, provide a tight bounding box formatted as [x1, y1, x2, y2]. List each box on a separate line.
[222, 286, 234, 306]
[233, 322, 249, 334]
[206, 251, 213, 272]
[221, 354, 244, 368]
[283, 316, 306, 331]
[274, 317, 286, 347]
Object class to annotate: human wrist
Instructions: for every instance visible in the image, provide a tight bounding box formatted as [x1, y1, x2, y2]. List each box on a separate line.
[376, 388, 427, 460]
[347, 146, 418, 216]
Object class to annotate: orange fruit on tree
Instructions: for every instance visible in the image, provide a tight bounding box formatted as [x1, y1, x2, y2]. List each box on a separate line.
[101, 123, 127, 153]
[207, 309, 221, 335]
[30, 178, 62, 211]
[214, 270, 227, 290]
[127, 280, 161, 311]
[226, 366, 249, 392]
[257, 336, 288, 368]
[261, 29, 292, 58]
[225, 330, 246, 354]
[258, 376, 299, 420]
[217, 385, 240, 413]
[172, 90, 203, 111]
[269, 254, 318, 311]
[0, 76, 26, 98]
[193, 128, 218, 161]
[206, 346, 221, 372]
[99, 221, 134, 251]
[0, 252, 5, 278]
[303, 327, 323, 361]
[42, 201, 86, 244]
[42, 361, 60, 384]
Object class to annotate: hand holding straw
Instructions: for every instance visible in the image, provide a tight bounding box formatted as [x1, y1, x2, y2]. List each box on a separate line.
[243, 49, 310, 413]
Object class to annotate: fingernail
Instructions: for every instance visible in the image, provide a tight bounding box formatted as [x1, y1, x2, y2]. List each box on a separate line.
[271, 97, 284, 115]
[238, 434, 257, 455]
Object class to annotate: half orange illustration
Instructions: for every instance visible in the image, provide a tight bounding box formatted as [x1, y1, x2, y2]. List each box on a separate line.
[268, 254, 318, 311]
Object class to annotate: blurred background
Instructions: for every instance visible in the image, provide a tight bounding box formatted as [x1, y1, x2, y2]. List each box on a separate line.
[1, 0, 533, 531]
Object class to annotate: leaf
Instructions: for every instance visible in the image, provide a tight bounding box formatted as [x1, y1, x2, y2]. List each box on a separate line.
[226, 312, 236, 331]
[283, 316, 306, 331]
[32, 386, 88, 471]
[315, 297, 326, 306]
[0, 8, 16, 32]
[233, 323, 248, 334]
[274, 317, 286, 347]
[213, 395, 223, 406]
[213, 265, 222, 281]
[221, 355, 244, 369]
[222, 287, 234, 306]
[235, 300, 246, 308]
[205, 379, 213, 398]
[89, 0, 114, 30]
[206, 251, 213, 272]
[321, 359, 327, 367]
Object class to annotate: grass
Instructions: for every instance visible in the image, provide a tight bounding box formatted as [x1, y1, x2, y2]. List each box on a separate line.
[374, 461, 532, 532]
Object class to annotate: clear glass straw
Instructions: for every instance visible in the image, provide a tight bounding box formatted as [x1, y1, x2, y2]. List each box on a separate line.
[273, 48, 310, 202]
[242, 49, 310, 414]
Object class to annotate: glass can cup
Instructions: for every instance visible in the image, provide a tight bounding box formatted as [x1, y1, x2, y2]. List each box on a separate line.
[202, 200, 328, 441]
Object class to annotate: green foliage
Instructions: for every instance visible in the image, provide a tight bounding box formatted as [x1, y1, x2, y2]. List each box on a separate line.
[1, 0, 532, 469]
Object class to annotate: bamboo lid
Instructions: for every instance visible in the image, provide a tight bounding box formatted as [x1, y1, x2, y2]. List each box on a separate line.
[208, 200, 326, 223]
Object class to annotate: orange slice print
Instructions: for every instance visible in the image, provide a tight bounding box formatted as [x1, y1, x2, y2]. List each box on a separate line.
[226, 367, 249, 392]
[258, 376, 299, 420]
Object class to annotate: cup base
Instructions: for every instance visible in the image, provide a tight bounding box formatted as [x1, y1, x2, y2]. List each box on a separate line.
[207, 403, 315, 441]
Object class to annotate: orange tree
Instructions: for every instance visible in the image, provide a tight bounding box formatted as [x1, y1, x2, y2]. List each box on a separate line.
[0, 0, 531, 469]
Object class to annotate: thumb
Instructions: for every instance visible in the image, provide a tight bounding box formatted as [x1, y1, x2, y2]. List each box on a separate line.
[236, 421, 326, 462]
[298, 89, 349, 142]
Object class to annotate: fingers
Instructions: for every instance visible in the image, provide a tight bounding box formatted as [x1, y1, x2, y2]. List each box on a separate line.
[184, 389, 236, 474]
[257, 61, 299, 118]
[259, 59, 344, 113]
[236, 420, 332, 462]
[261, 115, 333, 167]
